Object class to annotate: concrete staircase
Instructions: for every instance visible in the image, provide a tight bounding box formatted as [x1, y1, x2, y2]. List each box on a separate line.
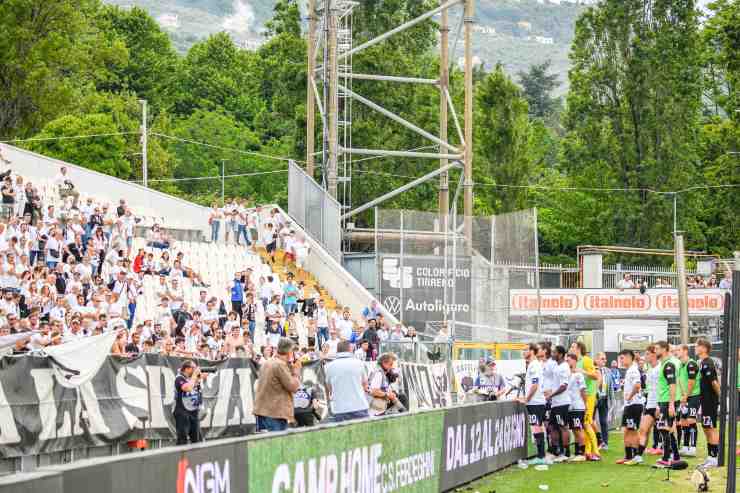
[255, 246, 339, 311]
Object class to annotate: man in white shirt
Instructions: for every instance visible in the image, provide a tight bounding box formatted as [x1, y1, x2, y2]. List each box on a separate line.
[335, 309, 354, 341]
[616, 273, 636, 290]
[519, 343, 548, 464]
[235, 204, 251, 246]
[326, 330, 340, 356]
[55, 166, 79, 208]
[258, 277, 272, 310]
[195, 290, 209, 315]
[313, 298, 330, 348]
[0, 289, 18, 317]
[324, 340, 369, 422]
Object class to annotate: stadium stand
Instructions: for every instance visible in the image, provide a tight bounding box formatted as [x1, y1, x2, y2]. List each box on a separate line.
[0, 143, 392, 361]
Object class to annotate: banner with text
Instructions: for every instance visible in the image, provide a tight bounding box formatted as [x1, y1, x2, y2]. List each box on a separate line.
[379, 255, 472, 329]
[0, 354, 257, 457]
[509, 288, 726, 318]
[248, 411, 445, 492]
[440, 401, 528, 491]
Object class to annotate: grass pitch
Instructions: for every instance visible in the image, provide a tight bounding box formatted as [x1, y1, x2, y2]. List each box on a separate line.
[459, 431, 737, 493]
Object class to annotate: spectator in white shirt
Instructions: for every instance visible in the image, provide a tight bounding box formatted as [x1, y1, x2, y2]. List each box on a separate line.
[336, 309, 355, 341]
[616, 273, 636, 290]
[55, 167, 79, 208]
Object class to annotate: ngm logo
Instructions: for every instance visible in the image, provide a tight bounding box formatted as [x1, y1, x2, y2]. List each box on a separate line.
[177, 457, 230, 493]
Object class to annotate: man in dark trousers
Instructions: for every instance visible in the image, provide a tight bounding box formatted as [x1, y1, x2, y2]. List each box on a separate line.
[173, 360, 206, 445]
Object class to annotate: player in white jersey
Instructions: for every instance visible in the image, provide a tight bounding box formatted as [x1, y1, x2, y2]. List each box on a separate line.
[616, 350, 644, 465]
[540, 342, 558, 459]
[635, 344, 661, 462]
[545, 345, 571, 462]
[566, 352, 587, 462]
[519, 343, 548, 465]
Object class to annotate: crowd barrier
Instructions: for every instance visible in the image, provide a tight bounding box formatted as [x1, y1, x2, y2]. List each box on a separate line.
[0, 400, 529, 493]
[0, 348, 453, 472]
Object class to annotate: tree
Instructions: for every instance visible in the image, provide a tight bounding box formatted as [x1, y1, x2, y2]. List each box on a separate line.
[96, 5, 179, 108]
[28, 113, 130, 177]
[517, 61, 561, 119]
[264, 0, 301, 38]
[171, 33, 264, 125]
[169, 110, 263, 198]
[562, 0, 703, 250]
[474, 65, 544, 213]
[0, 0, 125, 139]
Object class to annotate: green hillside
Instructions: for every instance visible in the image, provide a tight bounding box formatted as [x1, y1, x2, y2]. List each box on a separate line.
[104, 0, 590, 92]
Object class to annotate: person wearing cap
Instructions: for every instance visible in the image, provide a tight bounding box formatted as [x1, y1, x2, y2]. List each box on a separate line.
[253, 337, 302, 432]
[473, 358, 507, 401]
[366, 352, 399, 417]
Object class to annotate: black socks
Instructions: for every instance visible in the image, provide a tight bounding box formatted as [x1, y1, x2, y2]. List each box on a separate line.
[670, 433, 680, 461]
[637, 444, 646, 456]
[688, 424, 697, 447]
[661, 431, 673, 461]
[708, 443, 719, 458]
[535, 432, 546, 459]
[652, 427, 662, 449]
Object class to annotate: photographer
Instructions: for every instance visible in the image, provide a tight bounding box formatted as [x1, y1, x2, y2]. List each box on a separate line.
[253, 337, 302, 432]
[367, 352, 406, 416]
[472, 358, 507, 401]
[173, 360, 207, 445]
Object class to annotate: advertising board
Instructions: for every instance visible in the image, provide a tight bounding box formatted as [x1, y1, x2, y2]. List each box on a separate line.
[379, 255, 472, 329]
[440, 401, 528, 491]
[248, 411, 444, 492]
[509, 288, 726, 317]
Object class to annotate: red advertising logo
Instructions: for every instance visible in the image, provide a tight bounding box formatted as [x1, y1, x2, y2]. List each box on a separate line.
[656, 293, 724, 312]
[177, 457, 230, 493]
[583, 294, 650, 312]
[511, 294, 578, 311]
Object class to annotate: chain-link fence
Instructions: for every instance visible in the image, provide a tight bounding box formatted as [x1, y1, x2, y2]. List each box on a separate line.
[288, 160, 342, 260]
[374, 208, 541, 341]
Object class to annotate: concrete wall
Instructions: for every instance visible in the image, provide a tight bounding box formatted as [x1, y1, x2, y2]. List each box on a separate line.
[1, 144, 210, 235]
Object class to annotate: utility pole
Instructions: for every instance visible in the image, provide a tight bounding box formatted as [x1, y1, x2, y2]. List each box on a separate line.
[725, 251, 739, 493]
[462, 0, 474, 249]
[675, 232, 690, 344]
[438, 0, 450, 220]
[139, 99, 148, 187]
[221, 160, 226, 206]
[327, 0, 339, 198]
[306, 0, 317, 178]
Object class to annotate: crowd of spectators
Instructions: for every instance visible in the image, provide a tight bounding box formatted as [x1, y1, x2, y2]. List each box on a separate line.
[0, 164, 426, 371]
[616, 271, 732, 291]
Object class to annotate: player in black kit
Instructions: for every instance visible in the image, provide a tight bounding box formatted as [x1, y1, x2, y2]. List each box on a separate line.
[695, 338, 720, 468]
